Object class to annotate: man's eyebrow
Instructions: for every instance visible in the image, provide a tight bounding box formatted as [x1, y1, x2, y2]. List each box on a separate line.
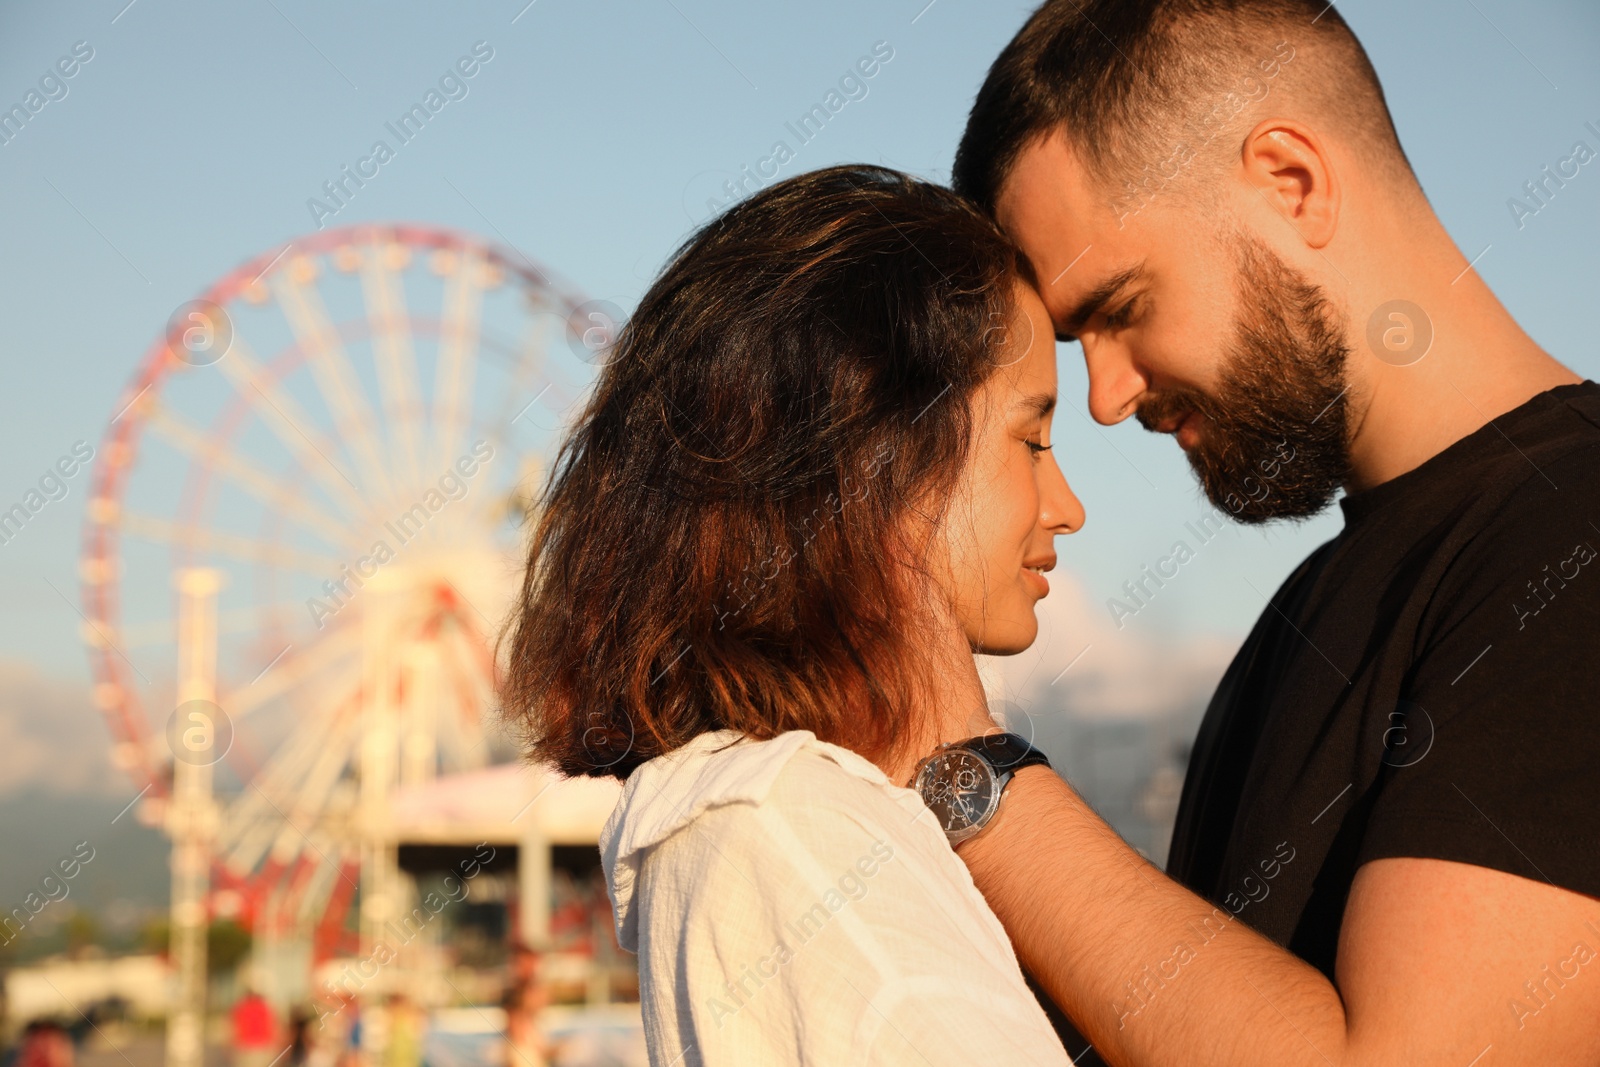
[1056, 261, 1145, 340]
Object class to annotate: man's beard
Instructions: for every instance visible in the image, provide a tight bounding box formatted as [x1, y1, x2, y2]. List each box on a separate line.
[1137, 232, 1352, 524]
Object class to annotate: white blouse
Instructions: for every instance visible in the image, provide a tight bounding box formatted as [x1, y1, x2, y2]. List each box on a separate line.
[599, 728, 1072, 1066]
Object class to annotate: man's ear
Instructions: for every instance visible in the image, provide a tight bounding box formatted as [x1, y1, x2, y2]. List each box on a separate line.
[1238, 119, 1340, 249]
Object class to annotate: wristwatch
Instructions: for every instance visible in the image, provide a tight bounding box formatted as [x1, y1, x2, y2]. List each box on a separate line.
[911, 732, 1051, 845]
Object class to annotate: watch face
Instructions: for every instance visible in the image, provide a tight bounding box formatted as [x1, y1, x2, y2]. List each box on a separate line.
[914, 750, 1000, 841]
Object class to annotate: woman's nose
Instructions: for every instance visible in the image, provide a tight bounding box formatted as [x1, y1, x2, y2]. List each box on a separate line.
[1044, 461, 1086, 535]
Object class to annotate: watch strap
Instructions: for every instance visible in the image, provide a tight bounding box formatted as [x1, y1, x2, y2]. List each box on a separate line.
[957, 731, 1050, 774]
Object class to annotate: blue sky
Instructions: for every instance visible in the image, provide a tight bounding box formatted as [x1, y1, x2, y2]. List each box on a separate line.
[0, 0, 1596, 780]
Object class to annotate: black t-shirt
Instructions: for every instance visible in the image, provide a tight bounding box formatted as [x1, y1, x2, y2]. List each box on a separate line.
[1164, 379, 1600, 978]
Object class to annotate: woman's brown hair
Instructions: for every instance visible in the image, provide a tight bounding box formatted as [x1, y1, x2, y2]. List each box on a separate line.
[498, 164, 1036, 778]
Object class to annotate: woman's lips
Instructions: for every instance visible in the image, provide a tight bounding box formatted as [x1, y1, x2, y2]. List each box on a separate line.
[1023, 567, 1049, 597]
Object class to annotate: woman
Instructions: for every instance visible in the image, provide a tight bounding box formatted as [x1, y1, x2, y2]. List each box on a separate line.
[500, 164, 1084, 1064]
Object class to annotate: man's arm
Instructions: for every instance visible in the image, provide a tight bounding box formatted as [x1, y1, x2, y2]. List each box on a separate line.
[961, 766, 1600, 1067]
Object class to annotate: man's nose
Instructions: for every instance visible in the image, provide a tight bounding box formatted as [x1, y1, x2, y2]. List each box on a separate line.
[1082, 340, 1146, 426]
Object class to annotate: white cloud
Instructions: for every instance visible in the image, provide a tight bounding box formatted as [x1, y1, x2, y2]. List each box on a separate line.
[0, 661, 122, 797]
[978, 568, 1242, 722]
[0, 572, 1245, 802]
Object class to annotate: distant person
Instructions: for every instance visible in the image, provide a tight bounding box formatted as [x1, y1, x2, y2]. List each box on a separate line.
[231, 989, 279, 1067]
[14, 1021, 72, 1067]
[498, 979, 554, 1067]
[506, 941, 540, 988]
[499, 165, 1080, 1062]
[309, 992, 355, 1067]
[585, 870, 614, 956]
[544, 878, 589, 953]
[285, 1006, 313, 1067]
[379, 994, 422, 1067]
[338, 996, 362, 1067]
[504, 945, 558, 1066]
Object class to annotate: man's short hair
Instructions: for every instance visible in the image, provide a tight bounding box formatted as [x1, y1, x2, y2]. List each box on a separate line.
[952, 0, 1417, 216]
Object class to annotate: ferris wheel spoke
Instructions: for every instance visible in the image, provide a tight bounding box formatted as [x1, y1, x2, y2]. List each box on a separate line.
[358, 242, 427, 498]
[120, 512, 347, 575]
[497, 312, 566, 427]
[145, 409, 369, 554]
[431, 248, 486, 481]
[269, 855, 324, 929]
[238, 689, 355, 807]
[250, 724, 362, 887]
[222, 783, 300, 875]
[221, 778, 293, 871]
[467, 320, 562, 528]
[272, 267, 399, 503]
[256, 859, 317, 936]
[288, 713, 362, 828]
[224, 769, 321, 875]
[294, 845, 356, 927]
[222, 624, 363, 722]
[215, 337, 382, 524]
[117, 601, 306, 650]
[269, 823, 351, 899]
[224, 697, 359, 874]
[263, 695, 358, 820]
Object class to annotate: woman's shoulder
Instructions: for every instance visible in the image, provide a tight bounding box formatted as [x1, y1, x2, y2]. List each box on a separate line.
[603, 729, 913, 861]
[600, 729, 937, 949]
[610, 733, 1068, 1064]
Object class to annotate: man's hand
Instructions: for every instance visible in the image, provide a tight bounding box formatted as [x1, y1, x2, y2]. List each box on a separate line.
[958, 766, 1600, 1067]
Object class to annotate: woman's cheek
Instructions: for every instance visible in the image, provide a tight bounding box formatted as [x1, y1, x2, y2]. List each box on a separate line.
[1011, 467, 1041, 540]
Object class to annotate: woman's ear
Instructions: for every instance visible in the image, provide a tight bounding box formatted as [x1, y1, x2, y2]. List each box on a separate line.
[1238, 119, 1341, 249]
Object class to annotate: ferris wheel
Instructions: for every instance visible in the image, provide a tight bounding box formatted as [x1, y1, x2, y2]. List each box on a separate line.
[78, 223, 616, 961]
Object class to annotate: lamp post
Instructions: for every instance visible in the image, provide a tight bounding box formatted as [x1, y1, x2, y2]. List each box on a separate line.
[167, 568, 224, 1067]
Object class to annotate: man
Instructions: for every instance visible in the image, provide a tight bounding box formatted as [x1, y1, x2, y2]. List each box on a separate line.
[938, 1, 1600, 1064]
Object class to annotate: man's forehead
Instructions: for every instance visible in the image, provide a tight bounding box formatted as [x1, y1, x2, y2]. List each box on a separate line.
[993, 132, 1147, 323]
[994, 132, 1102, 227]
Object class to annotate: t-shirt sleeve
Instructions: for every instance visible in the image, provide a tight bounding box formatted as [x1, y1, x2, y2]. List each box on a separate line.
[637, 757, 1071, 1066]
[1355, 461, 1600, 899]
